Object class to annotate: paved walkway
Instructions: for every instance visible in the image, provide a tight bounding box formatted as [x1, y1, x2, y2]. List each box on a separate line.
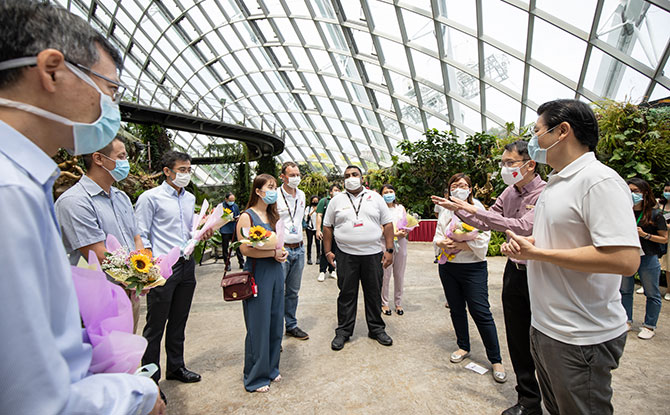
[143, 242, 670, 414]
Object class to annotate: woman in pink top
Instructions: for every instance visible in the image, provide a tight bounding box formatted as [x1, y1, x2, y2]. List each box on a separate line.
[380, 184, 408, 315]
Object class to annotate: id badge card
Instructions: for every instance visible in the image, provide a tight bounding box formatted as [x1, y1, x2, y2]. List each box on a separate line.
[289, 225, 298, 234]
[353, 219, 364, 228]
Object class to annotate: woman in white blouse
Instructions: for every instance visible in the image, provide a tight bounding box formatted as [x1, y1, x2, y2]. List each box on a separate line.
[433, 173, 506, 384]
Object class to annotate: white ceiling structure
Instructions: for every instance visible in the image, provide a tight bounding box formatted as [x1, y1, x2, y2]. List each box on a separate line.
[55, 0, 670, 185]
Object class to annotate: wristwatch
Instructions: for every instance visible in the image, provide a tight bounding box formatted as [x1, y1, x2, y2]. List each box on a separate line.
[386, 248, 394, 254]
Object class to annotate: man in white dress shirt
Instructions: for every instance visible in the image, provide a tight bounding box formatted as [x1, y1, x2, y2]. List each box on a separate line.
[277, 161, 309, 340]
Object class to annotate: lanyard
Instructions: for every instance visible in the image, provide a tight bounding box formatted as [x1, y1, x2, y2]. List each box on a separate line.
[636, 212, 642, 225]
[280, 187, 298, 224]
[346, 191, 365, 220]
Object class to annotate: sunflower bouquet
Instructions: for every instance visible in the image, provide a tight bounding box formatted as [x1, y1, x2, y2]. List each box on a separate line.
[437, 216, 481, 263]
[183, 199, 235, 257]
[102, 235, 180, 296]
[232, 224, 279, 250]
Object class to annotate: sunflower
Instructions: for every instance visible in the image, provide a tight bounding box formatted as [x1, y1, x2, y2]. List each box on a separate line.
[130, 253, 152, 273]
[461, 223, 475, 232]
[222, 207, 232, 215]
[249, 225, 267, 241]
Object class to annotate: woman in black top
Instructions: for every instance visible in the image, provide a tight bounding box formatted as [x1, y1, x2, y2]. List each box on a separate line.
[656, 182, 670, 300]
[620, 178, 668, 340]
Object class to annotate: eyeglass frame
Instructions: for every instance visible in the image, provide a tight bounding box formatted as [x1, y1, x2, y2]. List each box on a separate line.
[499, 159, 531, 168]
[69, 61, 128, 104]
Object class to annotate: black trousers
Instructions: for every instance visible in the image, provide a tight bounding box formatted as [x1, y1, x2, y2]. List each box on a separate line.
[142, 257, 196, 382]
[334, 250, 385, 337]
[305, 229, 319, 260]
[502, 259, 542, 409]
[221, 232, 244, 266]
[319, 239, 336, 273]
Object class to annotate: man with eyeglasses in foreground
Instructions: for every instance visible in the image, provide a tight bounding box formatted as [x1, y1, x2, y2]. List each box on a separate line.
[0, 1, 164, 413]
[432, 140, 545, 415]
[501, 99, 640, 415]
[135, 151, 214, 392]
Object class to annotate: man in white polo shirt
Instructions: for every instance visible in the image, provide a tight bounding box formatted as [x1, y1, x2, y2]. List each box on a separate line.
[323, 165, 395, 350]
[502, 99, 640, 415]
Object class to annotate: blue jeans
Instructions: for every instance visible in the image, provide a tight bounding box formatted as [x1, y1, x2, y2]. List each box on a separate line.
[620, 255, 662, 329]
[438, 261, 502, 364]
[282, 245, 305, 330]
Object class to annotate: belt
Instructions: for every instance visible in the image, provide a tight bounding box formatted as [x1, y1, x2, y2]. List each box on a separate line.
[284, 242, 303, 249]
[514, 262, 526, 271]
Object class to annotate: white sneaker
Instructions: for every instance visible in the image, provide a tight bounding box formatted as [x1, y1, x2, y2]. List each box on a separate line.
[317, 272, 325, 282]
[664, 293, 670, 301]
[636, 286, 644, 294]
[638, 327, 655, 340]
[328, 271, 337, 280]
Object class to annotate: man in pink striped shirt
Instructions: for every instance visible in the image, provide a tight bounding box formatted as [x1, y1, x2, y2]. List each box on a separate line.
[432, 140, 545, 415]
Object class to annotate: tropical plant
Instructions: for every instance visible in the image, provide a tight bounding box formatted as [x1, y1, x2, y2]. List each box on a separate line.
[594, 99, 670, 188]
[299, 171, 329, 199]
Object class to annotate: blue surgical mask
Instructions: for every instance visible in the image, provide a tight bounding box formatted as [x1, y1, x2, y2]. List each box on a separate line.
[664, 192, 670, 200]
[0, 58, 121, 155]
[383, 193, 396, 203]
[226, 201, 235, 206]
[528, 125, 560, 164]
[101, 153, 129, 181]
[632, 192, 643, 205]
[262, 189, 277, 204]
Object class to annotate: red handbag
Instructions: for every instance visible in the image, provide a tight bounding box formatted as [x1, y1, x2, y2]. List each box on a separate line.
[220, 250, 257, 301]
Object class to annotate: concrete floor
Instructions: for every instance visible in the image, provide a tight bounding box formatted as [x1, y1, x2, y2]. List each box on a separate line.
[142, 242, 670, 415]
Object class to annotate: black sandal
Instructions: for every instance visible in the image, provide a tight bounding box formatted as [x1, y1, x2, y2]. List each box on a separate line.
[382, 308, 392, 315]
[395, 308, 404, 316]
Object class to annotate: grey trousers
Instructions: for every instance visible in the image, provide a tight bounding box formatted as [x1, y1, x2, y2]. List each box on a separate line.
[530, 327, 626, 415]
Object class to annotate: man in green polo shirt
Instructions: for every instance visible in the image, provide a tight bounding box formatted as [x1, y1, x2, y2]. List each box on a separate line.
[315, 184, 340, 281]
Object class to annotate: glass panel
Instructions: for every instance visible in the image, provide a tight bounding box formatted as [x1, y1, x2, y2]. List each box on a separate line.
[351, 28, 374, 57]
[535, 0, 596, 33]
[426, 113, 449, 132]
[403, 9, 436, 51]
[370, 1, 400, 40]
[272, 17, 299, 43]
[439, 0, 476, 30]
[613, 66, 652, 103]
[483, 43, 525, 91]
[649, 83, 670, 102]
[485, 86, 521, 126]
[482, 0, 528, 53]
[444, 27, 478, 68]
[527, 67, 574, 106]
[455, 104, 482, 132]
[411, 49, 440, 83]
[378, 37, 409, 76]
[531, 18, 587, 80]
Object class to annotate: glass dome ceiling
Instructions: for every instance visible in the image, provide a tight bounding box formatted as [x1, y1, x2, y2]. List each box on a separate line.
[55, 0, 670, 185]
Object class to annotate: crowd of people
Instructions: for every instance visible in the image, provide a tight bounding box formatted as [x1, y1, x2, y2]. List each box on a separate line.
[1, 1, 668, 415]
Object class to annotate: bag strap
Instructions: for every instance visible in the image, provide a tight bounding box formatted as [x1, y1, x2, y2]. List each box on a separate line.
[223, 211, 256, 278]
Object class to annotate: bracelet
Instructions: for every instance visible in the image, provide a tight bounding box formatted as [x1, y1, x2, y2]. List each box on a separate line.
[645, 233, 652, 240]
[325, 251, 332, 256]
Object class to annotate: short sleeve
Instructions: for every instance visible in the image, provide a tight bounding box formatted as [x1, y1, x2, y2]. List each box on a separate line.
[654, 210, 667, 231]
[378, 197, 393, 225]
[55, 195, 105, 251]
[316, 198, 326, 214]
[582, 178, 640, 248]
[323, 199, 335, 227]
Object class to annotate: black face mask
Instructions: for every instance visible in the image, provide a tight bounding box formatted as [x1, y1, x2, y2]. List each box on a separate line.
[311, 202, 318, 206]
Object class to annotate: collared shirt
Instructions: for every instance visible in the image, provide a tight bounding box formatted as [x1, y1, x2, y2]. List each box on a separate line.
[276, 185, 305, 244]
[0, 121, 157, 414]
[529, 152, 640, 346]
[433, 199, 491, 263]
[55, 175, 138, 265]
[323, 189, 392, 255]
[456, 174, 546, 264]
[220, 202, 241, 234]
[135, 180, 195, 257]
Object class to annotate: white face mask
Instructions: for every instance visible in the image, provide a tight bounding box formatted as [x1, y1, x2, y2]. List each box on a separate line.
[451, 188, 470, 201]
[287, 176, 301, 189]
[344, 177, 362, 191]
[172, 172, 191, 188]
[500, 161, 530, 186]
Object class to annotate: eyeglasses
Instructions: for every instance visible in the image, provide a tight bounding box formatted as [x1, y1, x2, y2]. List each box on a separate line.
[499, 159, 530, 168]
[71, 62, 128, 104]
[172, 167, 192, 174]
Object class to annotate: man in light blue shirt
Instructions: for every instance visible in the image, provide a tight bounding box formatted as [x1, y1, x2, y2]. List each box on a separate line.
[55, 135, 145, 332]
[136, 151, 212, 386]
[0, 1, 163, 413]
